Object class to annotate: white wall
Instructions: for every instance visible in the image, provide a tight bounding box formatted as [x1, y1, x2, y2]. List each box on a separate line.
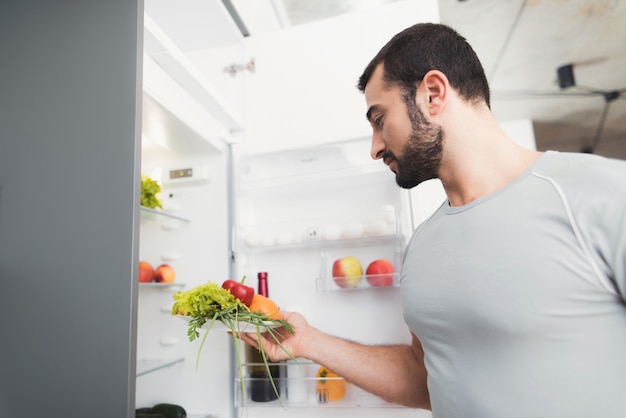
[242, 0, 440, 150]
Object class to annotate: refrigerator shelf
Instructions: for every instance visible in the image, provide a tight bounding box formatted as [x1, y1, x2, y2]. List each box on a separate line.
[233, 207, 402, 253]
[234, 376, 405, 408]
[234, 233, 404, 254]
[140, 206, 191, 223]
[138, 282, 185, 290]
[316, 272, 400, 292]
[136, 357, 184, 377]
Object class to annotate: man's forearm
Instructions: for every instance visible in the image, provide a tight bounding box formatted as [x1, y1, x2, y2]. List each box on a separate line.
[302, 327, 430, 409]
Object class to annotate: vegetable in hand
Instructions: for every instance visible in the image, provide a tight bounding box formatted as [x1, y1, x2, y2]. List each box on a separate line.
[248, 294, 280, 320]
[172, 279, 295, 406]
[222, 276, 255, 307]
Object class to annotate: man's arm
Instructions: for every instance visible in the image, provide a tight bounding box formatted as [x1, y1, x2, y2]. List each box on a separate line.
[239, 311, 430, 409]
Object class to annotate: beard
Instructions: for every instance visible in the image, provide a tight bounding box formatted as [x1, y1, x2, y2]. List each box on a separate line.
[383, 101, 443, 189]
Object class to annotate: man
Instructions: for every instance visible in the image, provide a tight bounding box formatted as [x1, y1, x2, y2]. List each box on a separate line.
[240, 23, 626, 417]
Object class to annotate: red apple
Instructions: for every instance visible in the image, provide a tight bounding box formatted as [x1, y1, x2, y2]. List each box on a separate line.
[332, 256, 363, 288]
[154, 264, 176, 283]
[366, 259, 395, 287]
[138, 261, 155, 283]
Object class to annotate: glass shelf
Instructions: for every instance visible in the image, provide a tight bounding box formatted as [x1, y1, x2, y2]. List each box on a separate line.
[136, 357, 184, 377]
[235, 234, 404, 255]
[233, 208, 403, 254]
[235, 376, 405, 408]
[233, 361, 407, 409]
[140, 206, 190, 223]
[138, 282, 185, 289]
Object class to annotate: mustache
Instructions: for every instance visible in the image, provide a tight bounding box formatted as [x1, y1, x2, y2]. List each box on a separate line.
[381, 150, 396, 164]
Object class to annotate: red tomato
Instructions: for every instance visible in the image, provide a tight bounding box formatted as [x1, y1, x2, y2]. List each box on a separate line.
[222, 278, 255, 306]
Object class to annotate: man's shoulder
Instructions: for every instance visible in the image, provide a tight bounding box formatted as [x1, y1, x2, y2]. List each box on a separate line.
[532, 150, 625, 187]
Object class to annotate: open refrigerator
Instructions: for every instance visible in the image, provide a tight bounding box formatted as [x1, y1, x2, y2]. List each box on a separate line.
[229, 138, 435, 418]
[135, 1, 442, 417]
[135, 129, 435, 418]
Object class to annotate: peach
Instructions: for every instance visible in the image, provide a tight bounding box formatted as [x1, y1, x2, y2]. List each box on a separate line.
[138, 261, 155, 283]
[154, 264, 175, 283]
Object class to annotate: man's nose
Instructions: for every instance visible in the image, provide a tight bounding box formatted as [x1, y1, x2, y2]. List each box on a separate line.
[370, 131, 385, 160]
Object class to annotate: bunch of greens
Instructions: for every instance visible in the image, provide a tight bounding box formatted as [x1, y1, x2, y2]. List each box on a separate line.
[140, 175, 162, 209]
[172, 281, 294, 404]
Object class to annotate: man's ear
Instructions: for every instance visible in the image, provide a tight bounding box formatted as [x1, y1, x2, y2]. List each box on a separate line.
[421, 70, 448, 116]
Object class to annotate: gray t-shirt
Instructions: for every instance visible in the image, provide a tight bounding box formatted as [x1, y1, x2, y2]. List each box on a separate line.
[402, 151, 626, 417]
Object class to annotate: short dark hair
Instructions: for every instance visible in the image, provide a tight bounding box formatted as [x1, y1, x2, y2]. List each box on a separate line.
[358, 23, 490, 108]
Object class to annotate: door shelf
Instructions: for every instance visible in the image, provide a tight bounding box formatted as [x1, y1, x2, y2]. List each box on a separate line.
[235, 234, 404, 254]
[235, 361, 406, 409]
[316, 272, 400, 292]
[234, 376, 404, 408]
[233, 208, 402, 253]
[136, 357, 185, 377]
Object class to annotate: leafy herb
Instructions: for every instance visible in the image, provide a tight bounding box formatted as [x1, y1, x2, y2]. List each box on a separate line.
[140, 175, 162, 209]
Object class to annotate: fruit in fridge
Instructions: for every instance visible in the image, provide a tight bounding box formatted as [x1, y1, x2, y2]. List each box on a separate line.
[332, 256, 363, 288]
[366, 259, 395, 287]
[154, 264, 175, 283]
[138, 261, 155, 283]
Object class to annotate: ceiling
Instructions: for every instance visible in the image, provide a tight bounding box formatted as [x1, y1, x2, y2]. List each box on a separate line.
[437, 0, 626, 159]
[234, 0, 626, 159]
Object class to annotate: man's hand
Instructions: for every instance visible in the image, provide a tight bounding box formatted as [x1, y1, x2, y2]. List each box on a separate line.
[238, 311, 310, 361]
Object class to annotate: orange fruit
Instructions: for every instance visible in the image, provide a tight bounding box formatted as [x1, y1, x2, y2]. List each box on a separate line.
[316, 366, 347, 401]
[248, 294, 280, 320]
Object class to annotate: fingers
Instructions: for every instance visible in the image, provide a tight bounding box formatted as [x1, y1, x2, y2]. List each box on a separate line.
[234, 331, 259, 348]
[236, 330, 276, 351]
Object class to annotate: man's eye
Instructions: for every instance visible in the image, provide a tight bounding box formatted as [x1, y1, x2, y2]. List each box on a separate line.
[374, 116, 384, 127]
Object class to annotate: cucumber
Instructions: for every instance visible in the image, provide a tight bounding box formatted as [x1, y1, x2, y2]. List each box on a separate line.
[136, 413, 166, 418]
[152, 403, 187, 418]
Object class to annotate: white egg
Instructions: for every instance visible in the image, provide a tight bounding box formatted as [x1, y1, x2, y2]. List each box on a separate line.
[322, 225, 342, 240]
[292, 232, 304, 243]
[343, 221, 364, 239]
[244, 232, 260, 247]
[365, 219, 389, 236]
[275, 231, 294, 245]
[260, 234, 275, 246]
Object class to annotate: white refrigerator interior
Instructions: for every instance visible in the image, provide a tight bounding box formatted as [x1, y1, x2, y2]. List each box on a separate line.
[230, 138, 433, 418]
[136, 126, 233, 418]
[135, 0, 444, 417]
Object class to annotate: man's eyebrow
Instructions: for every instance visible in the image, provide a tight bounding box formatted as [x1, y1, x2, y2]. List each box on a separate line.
[366, 104, 382, 123]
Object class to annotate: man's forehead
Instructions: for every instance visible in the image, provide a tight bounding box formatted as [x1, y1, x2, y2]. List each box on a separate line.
[366, 64, 387, 91]
[364, 64, 388, 102]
